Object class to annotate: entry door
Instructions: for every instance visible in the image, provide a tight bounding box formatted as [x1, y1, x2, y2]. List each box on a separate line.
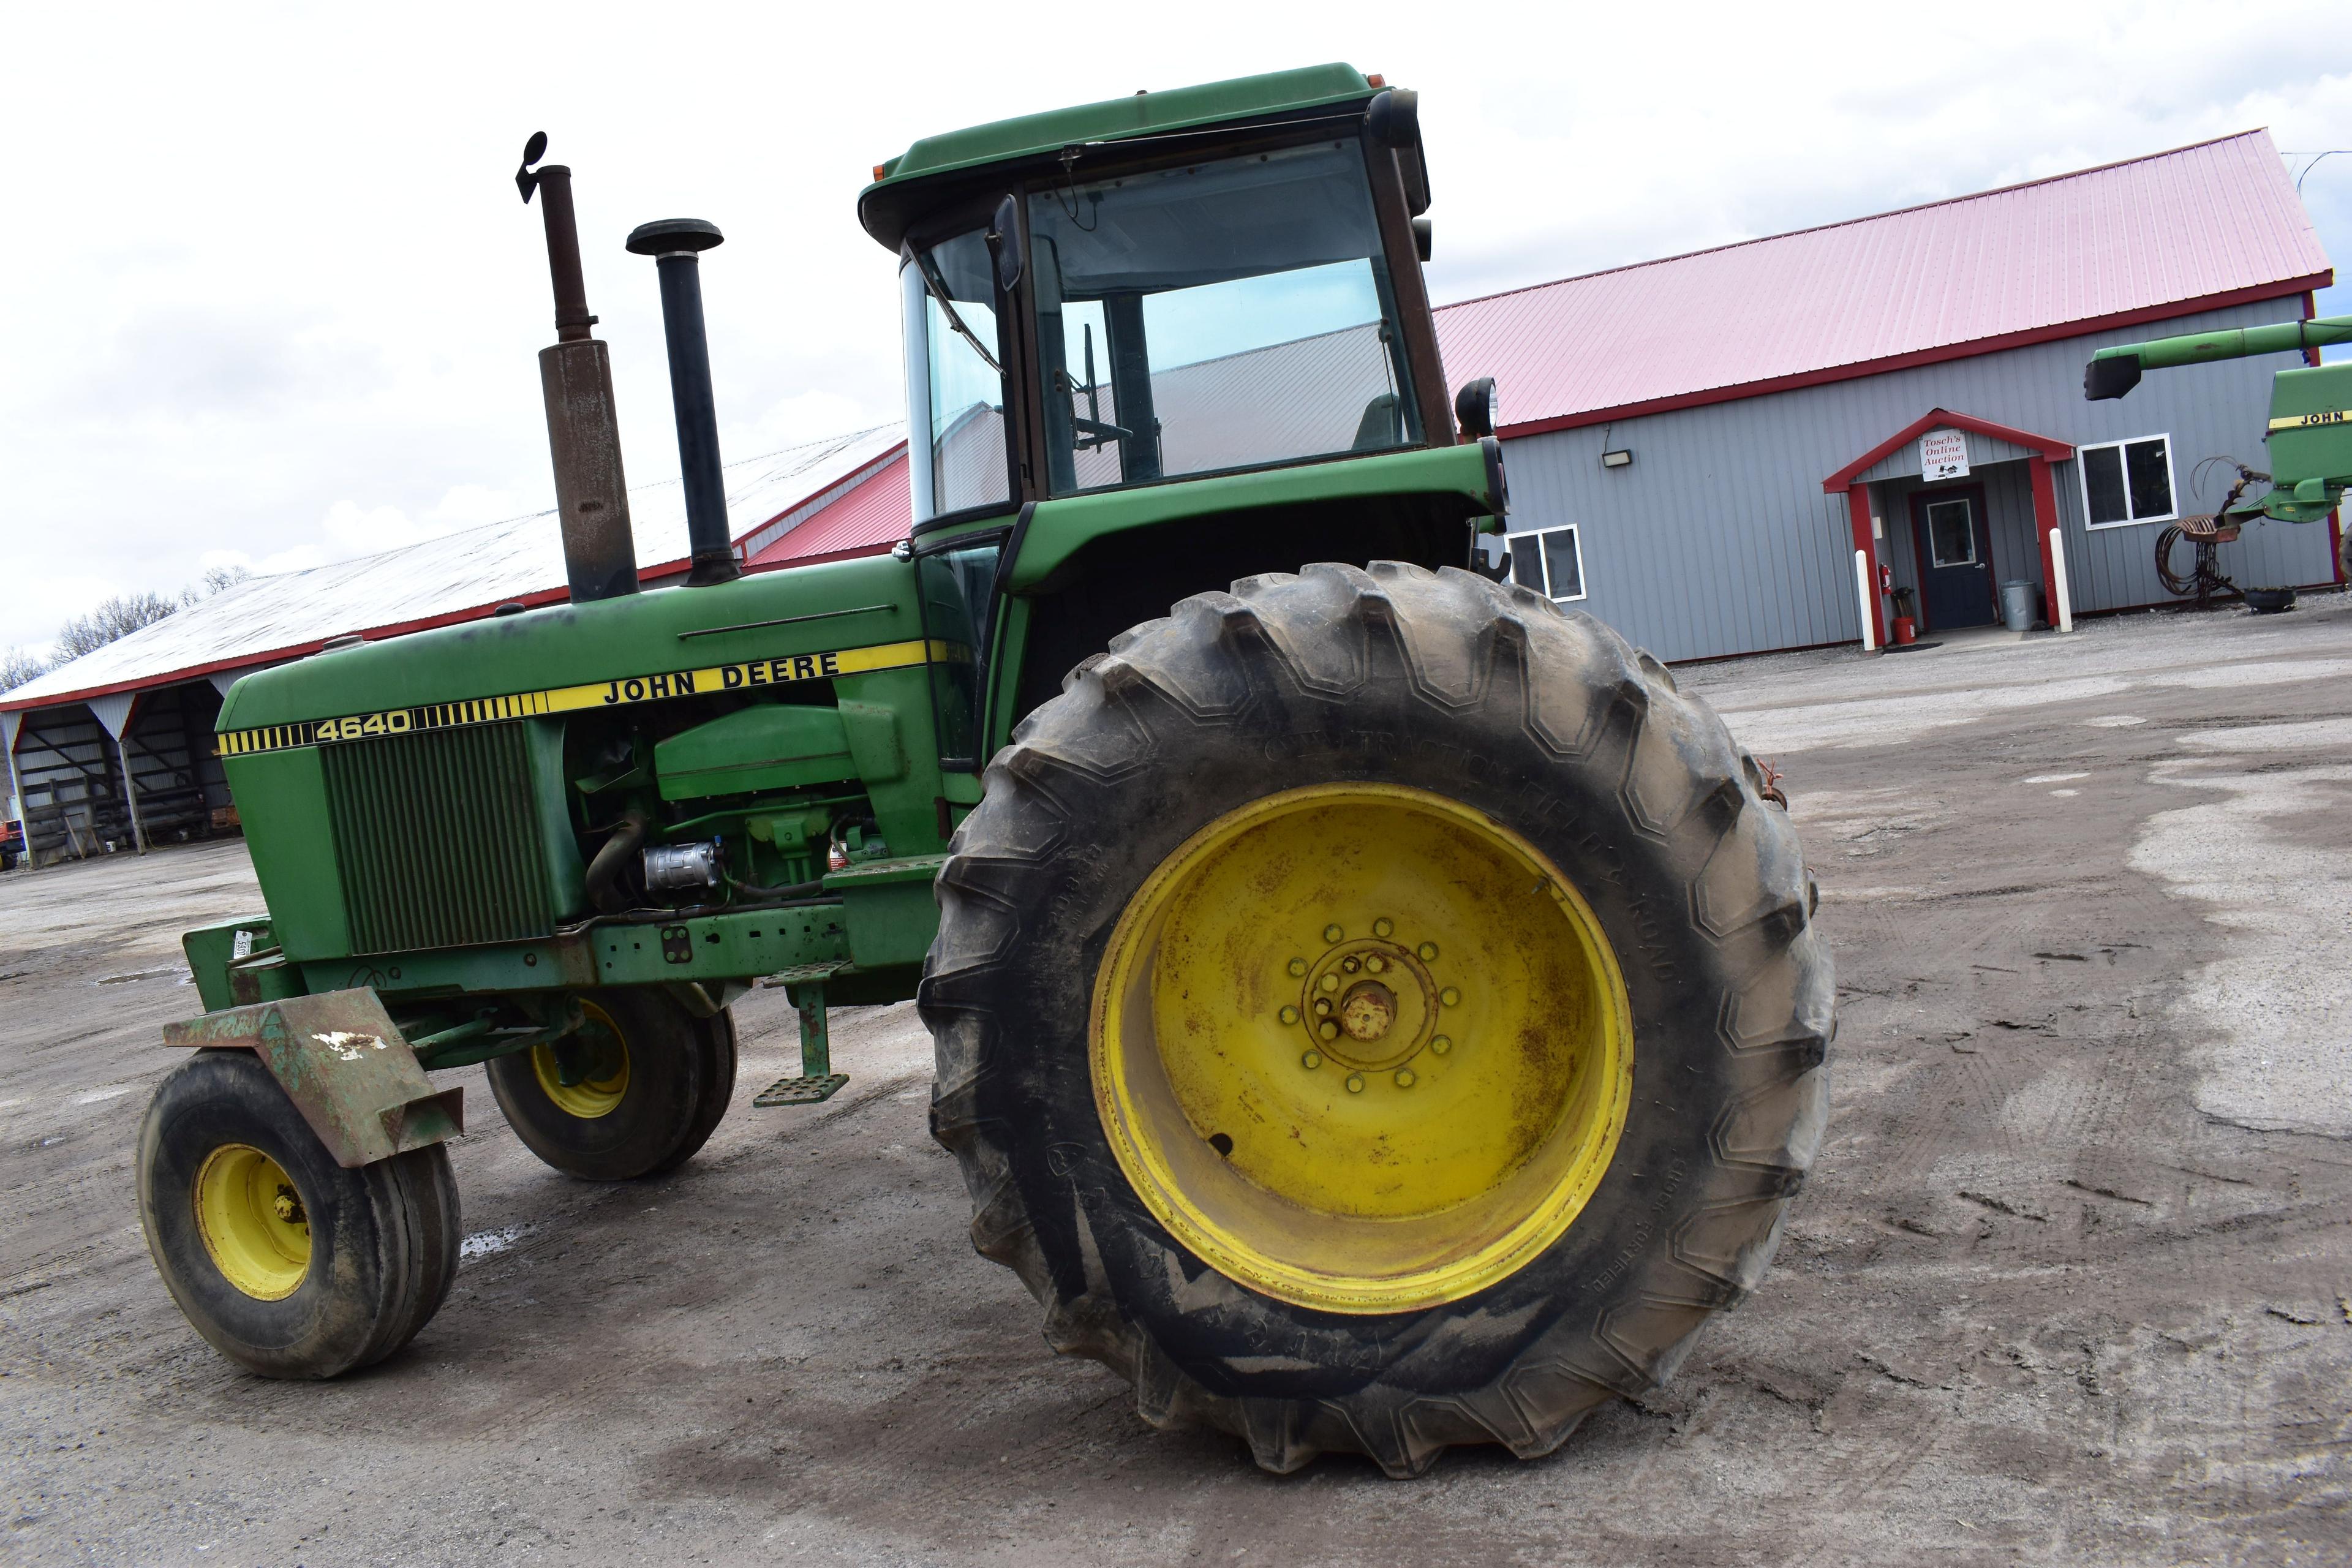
[1909, 488, 1996, 630]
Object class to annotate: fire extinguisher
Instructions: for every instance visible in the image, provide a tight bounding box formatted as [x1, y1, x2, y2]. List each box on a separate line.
[1879, 562, 1894, 596]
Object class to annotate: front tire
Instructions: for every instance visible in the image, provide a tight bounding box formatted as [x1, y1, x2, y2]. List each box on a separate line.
[486, 992, 734, 1180]
[138, 1049, 459, 1378]
[921, 562, 1832, 1476]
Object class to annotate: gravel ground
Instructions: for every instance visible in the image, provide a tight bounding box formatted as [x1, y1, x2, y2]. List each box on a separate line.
[4, 594, 2349, 1566]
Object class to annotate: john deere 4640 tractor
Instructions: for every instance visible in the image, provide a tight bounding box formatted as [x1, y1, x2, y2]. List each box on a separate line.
[140, 66, 1831, 1476]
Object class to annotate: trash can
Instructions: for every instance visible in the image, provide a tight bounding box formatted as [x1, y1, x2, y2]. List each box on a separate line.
[2000, 580, 2037, 633]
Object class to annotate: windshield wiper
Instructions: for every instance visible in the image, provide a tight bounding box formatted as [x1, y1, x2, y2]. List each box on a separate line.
[914, 251, 1001, 376]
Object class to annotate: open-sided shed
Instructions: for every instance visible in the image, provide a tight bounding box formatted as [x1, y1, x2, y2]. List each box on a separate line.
[2, 426, 907, 869]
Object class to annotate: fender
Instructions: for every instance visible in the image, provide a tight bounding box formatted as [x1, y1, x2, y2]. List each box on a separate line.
[161, 989, 463, 1168]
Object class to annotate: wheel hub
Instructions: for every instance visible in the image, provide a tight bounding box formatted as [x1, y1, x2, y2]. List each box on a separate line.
[533, 1001, 631, 1119]
[193, 1143, 312, 1301]
[1090, 782, 1635, 1315]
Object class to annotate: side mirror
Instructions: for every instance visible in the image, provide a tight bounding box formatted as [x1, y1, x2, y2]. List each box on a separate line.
[1412, 216, 1431, 263]
[989, 194, 1025, 293]
[1367, 88, 1419, 149]
[2084, 354, 2141, 401]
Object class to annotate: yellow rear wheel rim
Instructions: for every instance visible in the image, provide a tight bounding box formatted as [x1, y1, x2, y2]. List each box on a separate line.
[532, 1001, 630, 1119]
[1090, 782, 1634, 1314]
[193, 1143, 312, 1300]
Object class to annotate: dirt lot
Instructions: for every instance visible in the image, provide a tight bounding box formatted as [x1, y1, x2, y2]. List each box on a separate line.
[6, 596, 2350, 1566]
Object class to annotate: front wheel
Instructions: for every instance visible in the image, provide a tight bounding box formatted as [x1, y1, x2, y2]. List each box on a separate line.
[486, 992, 735, 1180]
[138, 1049, 460, 1378]
[921, 562, 1832, 1476]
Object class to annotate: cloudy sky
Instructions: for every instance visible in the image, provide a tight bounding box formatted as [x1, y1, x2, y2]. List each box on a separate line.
[2, 1, 2346, 658]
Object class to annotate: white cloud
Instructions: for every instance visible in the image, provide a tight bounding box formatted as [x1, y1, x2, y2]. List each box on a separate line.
[1, 1, 2345, 651]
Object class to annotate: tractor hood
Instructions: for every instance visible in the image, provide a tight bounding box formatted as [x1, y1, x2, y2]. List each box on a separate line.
[216, 553, 922, 736]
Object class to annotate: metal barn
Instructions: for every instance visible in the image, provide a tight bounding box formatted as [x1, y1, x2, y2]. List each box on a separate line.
[1438, 130, 2340, 662]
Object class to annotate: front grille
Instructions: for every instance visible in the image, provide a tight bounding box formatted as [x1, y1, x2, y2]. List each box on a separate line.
[322, 722, 554, 955]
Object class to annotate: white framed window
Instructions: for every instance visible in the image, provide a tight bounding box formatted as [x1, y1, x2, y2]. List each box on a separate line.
[1507, 524, 1587, 603]
[2078, 434, 2176, 529]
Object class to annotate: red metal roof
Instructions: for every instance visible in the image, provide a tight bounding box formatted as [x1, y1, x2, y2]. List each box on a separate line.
[1436, 130, 2333, 436]
[748, 448, 910, 568]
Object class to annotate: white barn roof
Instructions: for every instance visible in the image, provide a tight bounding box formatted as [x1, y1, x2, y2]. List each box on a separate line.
[3, 424, 905, 713]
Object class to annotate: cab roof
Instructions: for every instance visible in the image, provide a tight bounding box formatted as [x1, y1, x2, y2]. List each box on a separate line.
[858, 62, 1379, 250]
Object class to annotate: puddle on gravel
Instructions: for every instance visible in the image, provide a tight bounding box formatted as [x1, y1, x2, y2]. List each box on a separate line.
[2130, 725, 2352, 1139]
[91, 967, 190, 986]
[460, 1224, 533, 1261]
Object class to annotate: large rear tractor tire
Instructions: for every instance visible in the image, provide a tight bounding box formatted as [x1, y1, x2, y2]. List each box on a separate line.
[486, 991, 735, 1180]
[921, 562, 1831, 1477]
[138, 1049, 460, 1378]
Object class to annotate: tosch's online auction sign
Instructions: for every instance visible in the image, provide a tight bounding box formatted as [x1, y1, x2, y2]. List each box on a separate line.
[1920, 428, 1969, 481]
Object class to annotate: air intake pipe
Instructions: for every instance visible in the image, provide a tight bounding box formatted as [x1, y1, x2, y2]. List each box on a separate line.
[627, 219, 741, 586]
[516, 134, 641, 604]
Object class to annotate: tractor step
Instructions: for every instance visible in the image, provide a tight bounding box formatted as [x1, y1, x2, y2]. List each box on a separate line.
[758, 961, 848, 988]
[753, 1072, 849, 1107]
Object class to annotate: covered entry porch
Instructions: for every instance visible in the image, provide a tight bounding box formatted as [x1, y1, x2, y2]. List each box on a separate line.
[1823, 409, 2076, 649]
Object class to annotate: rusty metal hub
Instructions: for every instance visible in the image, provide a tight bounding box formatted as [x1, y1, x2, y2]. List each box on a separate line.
[1294, 929, 1444, 1076]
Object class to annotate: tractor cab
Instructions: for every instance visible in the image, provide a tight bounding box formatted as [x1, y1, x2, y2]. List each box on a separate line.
[859, 66, 1496, 745]
[870, 71, 1448, 522]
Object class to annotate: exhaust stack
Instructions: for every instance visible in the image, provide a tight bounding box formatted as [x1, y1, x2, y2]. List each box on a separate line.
[518, 135, 639, 604]
[627, 219, 741, 586]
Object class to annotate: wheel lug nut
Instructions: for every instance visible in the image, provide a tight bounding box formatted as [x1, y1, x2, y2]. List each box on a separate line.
[1365, 956, 1385, 973]
[1431, 1035, 1452, 1055]
[1341, 955, 1361, 973]
[1318, 1021, 1338, 1041]
[1345, 1074, 1364, 1094]
[1278, 1005, 1299, 1025]
[1302, 1050, 1322, 1069]
[1417, 942, 1439, 962]
[1319, 974, 1338, 992]
[1394, 1069, 1415, 1088]
[1287, 957, 1307, 976]
[1440, 987, 1461, 1007]
[1313, 997, 1332, 1016]
[1373, 918, 1393, 938]
[1322, 924, 1344, 945]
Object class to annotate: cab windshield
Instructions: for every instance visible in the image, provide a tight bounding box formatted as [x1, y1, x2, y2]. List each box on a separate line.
[901, 228, 1013, 522]
[1027, 137, 1418, 495]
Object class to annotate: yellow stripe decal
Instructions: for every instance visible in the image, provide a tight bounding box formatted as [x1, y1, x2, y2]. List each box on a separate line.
[218, 638, 943, 756]
[2268, 410, 2348, 431]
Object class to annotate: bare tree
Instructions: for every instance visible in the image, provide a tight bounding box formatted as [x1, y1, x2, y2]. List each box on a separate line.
[51, 592, 181, 662]
[40, 565, 261, 669]
[184, 564, 254, 604]
[1, 646, 48, 694]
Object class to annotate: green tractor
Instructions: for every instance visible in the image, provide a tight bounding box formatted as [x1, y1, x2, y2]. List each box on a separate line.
[138, 66, 1831, 1477]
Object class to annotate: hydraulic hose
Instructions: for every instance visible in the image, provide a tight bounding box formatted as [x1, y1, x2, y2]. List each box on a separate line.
[584, 810, 650, 914]
[729, 876, 827, 900]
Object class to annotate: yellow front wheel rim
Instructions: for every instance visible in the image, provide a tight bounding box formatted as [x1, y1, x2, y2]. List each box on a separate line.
[1090, 783, 1634, 1314]
[193, 1143, 313, 1300]
[532, 1001, 630, 1119]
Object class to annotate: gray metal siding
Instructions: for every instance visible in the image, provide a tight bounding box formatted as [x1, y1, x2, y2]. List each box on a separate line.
[1494, 296, 2334, 662]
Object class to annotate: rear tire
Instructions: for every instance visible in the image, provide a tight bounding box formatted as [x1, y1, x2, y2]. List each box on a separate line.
[486, 991, 732, 1180]
[138, 1049, 460, 1378]
[921, 562, 1832, 1476]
